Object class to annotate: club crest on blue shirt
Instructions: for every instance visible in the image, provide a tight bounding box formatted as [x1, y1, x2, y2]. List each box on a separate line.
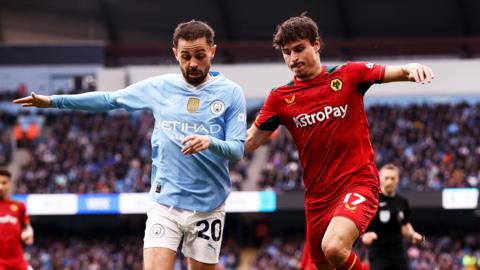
[187, 97, 200, 113]
[211, 100, 225, 115]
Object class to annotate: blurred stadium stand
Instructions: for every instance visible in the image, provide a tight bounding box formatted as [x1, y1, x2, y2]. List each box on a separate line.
[1, 0, 480, 65]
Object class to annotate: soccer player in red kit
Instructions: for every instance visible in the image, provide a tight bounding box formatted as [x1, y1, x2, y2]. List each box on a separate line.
[0, 169, 34, 270]
[245, 14, 434, 270]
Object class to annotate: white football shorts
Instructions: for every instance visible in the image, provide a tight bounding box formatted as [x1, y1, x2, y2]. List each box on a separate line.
[144, 202, 225, 264]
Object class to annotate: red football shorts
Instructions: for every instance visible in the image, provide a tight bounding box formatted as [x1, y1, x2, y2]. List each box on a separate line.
[306, 184, 379, 264]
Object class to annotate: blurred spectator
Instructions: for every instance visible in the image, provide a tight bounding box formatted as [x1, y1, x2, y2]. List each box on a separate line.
[0, 109, 16, 165]
[251, 236, 304, 270]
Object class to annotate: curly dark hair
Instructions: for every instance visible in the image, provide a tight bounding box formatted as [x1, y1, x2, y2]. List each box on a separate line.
[173, 20, 215, 48]
[0, 168, 11, 179]
[273, 12, 323, 50]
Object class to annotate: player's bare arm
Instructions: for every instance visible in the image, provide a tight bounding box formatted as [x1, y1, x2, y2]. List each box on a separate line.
[13, 92, 52, 108]
[401, 223, 424, 245]
[181, 135, 211, 155]
[383, 63, 435, 83]
[21, 224, 34, 245]
[245, 125, 273, 153]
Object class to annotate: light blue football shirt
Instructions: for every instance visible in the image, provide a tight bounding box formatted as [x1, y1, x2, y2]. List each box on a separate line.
[51, 71, 247, 212]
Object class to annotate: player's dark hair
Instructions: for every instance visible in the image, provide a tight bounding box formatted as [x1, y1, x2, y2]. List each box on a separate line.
[0, 168, 11, 179]
[173, 20, 215, 48]
[273, 12, 323, 50]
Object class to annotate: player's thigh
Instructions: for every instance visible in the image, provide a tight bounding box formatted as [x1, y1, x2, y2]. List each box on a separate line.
[143, 203, 184, 268]
[182, 206, 225, 265]
[322, 186, 378, 259]
[144, 247, 176, 270]
[332, 185, 379, 235]
[322, 216, 359, 253]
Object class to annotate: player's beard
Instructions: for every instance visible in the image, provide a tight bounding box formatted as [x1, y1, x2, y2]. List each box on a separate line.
[182, 65, 210, 86]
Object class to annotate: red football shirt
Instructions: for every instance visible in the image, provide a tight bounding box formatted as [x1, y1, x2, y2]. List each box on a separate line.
[255, 62, 385, 208]
[0, 198, 29, 270]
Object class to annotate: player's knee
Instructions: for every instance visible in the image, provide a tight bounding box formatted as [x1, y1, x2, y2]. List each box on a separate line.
[321, 238, 350, 264]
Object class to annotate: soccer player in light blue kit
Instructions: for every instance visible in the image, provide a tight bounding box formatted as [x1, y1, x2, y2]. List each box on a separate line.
[14, 20, 247, 270]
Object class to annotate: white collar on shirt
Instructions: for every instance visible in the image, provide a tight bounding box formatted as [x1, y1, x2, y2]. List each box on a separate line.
[180, 73, 219, 92]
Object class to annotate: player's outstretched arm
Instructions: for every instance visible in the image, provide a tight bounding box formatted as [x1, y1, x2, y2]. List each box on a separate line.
[383, 63, 434, 84]
[245, 125, 274, 153]
[13, 92, 51, 108]
[13, 91, 121, 112]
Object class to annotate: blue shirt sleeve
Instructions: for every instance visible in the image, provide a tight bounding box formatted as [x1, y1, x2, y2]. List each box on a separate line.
[208, 86, 247, 161]
[51, 78, 156, 112]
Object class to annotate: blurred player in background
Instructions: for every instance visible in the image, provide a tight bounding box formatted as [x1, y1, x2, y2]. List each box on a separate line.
[13, 20, 246, 270]
[245, 13, 434, 270]
[0, 168, 34, 270]
[362, 164, 424, 270]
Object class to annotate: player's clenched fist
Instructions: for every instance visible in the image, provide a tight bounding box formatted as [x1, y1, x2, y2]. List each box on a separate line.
[181, 135, 211, 155]
[13, 92, 52, 108]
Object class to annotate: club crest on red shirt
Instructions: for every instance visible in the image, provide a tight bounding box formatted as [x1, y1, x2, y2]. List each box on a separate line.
[330, 79, 343, 91]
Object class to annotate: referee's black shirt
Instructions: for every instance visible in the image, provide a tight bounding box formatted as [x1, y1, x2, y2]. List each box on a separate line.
[367, 193, 411, 259]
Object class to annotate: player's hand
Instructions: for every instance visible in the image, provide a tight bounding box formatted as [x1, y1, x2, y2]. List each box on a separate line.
[402, 63, 434, 84]
[361, 232, 378, 246]
[411, 232, 424, 245]
[13, 92, 52, 108]
[21, 226, 34, 245]
[181, 135, 211, 155]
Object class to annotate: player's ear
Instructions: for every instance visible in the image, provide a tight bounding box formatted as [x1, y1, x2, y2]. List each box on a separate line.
[313, 39, 321, 53]
[210, 44, 217, 59]
[172, 47, 180, 62]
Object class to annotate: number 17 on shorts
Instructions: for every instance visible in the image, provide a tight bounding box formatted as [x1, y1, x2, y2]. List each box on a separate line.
[333, 187, 378, 233]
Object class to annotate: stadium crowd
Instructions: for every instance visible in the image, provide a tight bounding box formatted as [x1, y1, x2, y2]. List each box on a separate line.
[8, 108, 255, 194]
[25, 235, 240, 270]
[251, 233, 480, 269]
[0, 101, 478, 194]
[19, 232, 480, 269]
[259, 102, 480, 192]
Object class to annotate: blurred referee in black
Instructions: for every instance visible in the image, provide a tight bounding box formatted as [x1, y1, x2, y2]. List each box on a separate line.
[361, 164, 424, 270]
